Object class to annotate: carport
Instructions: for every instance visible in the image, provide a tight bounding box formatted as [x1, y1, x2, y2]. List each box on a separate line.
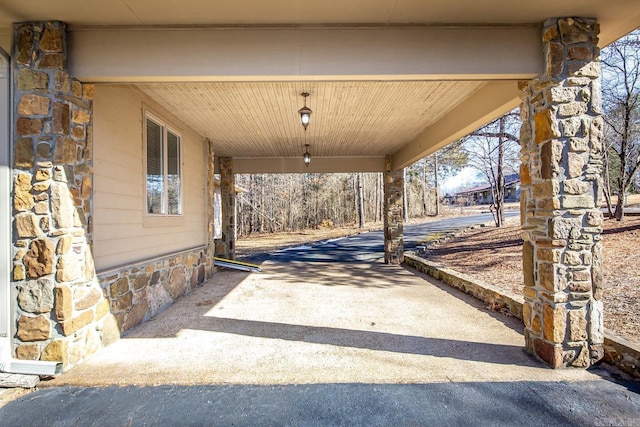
[8, 256, 640, 425]
[2, 1, 640, 375]
[42, 256, 601, 386]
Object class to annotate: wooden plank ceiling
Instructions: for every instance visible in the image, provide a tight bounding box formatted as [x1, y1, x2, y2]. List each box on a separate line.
[135, 81, 484, 158]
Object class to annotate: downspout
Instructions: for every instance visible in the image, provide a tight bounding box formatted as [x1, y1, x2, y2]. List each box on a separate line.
[0, 47, 61, 376]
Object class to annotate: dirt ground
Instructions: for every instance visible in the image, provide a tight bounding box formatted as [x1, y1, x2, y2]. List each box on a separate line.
[237, 223, 385, 258]
[422, 214, 640, 345]
[0, 388, 30, 409]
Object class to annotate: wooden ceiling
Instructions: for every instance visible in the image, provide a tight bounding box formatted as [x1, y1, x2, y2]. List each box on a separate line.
[136, 81, 484, 158]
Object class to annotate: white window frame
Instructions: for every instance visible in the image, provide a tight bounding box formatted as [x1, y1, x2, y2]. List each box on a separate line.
[144, 110, 183, 217]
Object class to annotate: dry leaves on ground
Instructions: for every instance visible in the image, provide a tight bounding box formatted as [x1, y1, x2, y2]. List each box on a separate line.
[423, 215, 640, 344]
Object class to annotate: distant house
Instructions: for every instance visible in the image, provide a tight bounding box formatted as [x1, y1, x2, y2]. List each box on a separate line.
[453, 173, 521, 205]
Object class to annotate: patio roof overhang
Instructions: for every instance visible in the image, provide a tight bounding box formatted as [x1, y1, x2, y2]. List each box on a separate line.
[1, 0, 639, 173]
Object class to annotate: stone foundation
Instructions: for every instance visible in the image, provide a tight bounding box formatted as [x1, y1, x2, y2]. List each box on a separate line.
[520, 18, 604, 368]
[97, 246, 212, 334]
[603, 333, 640, 380]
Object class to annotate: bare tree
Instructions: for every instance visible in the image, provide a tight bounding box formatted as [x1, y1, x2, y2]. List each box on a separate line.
[234, 144, 468, 236]
[462, 111, 521, 227]
[602, 29, 640, 221]
[405, 141, 467, 217]
[429, 140, 467, 215]
[403, 168, 409, 222]
[355, 173, 365, 228]
[433, 152, 440, 216]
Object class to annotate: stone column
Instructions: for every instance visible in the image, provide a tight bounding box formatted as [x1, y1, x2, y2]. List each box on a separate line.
[205, 139, 216, 278]
[383, 156, 404, 264]
[12, 22, 117, 369]
[520, 18, 604, 368]
[217, 157, 236, 260]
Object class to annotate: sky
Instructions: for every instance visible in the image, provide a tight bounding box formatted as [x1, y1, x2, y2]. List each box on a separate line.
[440, 167, 483, 195]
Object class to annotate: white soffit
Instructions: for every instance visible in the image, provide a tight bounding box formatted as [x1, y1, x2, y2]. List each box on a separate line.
[135, 80, 485, 159]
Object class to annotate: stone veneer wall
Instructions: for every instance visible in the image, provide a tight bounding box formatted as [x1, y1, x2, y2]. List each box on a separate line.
[383, 156, 404, 265]
[11, 22, 118, 369]
[97, 246, 212, 334]
[519, 18, 604, 368]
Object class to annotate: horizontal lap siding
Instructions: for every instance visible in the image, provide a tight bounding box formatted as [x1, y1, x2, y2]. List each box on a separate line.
[94, 85, 207, 271]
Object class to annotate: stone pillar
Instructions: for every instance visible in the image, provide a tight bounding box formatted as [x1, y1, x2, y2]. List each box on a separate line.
[12, 22, 117, 369]
[383, 156, 404, 264]
[520, 18, 604, 368]
[217, 157, 236, 260]
[205, 140, 216, 278]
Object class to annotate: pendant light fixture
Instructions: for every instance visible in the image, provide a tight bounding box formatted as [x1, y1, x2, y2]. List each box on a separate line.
[303, 144, 311, 166]
[298, 92, 312, 130]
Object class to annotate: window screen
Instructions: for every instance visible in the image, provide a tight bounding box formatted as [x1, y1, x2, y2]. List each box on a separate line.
[167, 131, 181, 215]
[146, 118, 164, 214]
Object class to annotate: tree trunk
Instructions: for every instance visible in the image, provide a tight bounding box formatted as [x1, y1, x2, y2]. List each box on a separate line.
[250, 176, 256, 234]
[434, 152, 440, 216]
[615, 191, 626, 221]
[259, 175, 265, 232]
[495, 118, 506, 227]
[268, 176, 275, 232]
[377, 173, 383, 222]
[374, 173, 382, 222]
[614, 101, 632, 221]
[288, 175, 294, 230]
[602, 149, 615, 218]
[403, 168, 409, 222]
[314, 174, 319, 229]
[238, 188, 245, 237]
[352, 174, 358, 225]
[420, 160, 428, 216]
[356, 173, 365, 228]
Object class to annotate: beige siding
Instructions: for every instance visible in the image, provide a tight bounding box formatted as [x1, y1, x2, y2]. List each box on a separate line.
[94, 85, 207, 271]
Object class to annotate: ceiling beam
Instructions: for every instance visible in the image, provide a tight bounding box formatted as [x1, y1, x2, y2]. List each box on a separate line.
[69, 26, 542, 82]
[218, 156, 386, 174]
[391, 80, 522, 170]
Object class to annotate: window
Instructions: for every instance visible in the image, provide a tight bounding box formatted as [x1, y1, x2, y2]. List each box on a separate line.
[146, 114, 182, 215]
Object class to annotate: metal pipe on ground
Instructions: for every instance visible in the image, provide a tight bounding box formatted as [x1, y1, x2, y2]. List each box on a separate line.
[214, 257, 262, 273]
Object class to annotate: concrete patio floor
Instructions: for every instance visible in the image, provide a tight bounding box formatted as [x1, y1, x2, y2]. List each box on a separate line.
[46, 260, 612, 387]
